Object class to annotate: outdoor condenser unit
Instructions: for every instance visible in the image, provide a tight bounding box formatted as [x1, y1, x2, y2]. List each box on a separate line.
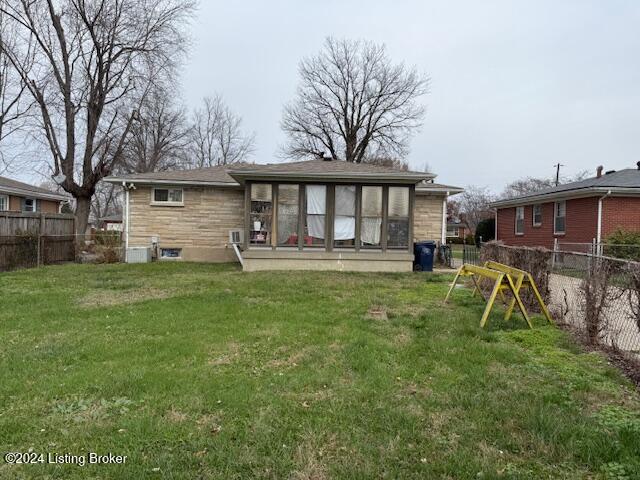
[126, 247, 152, 263]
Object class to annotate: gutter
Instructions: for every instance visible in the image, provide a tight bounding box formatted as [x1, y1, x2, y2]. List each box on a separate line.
[104, 177, 240, 188]
[596, 189, 612, 244]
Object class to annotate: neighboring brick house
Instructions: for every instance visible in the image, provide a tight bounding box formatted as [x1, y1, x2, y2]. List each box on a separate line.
[490, 165, 640, 249]
[446, 220, 469, 240]
[105, 160, 462, 271]
[0, 176, 67, 213]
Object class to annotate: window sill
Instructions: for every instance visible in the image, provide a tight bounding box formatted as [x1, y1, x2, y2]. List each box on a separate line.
[553, 232, 566, 236]
[150, 202, 184, 207]
[515, 233, 524, 236]
[532, 224, 542, 228]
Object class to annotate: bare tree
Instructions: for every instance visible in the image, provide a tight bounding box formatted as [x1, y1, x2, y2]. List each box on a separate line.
[281, 37, 428, 163]
[501, 171, 591, 199]
[0, 0, 194, 235]
[457, 186, 495, 234]
[91, 181, 121, 223]
[0, 3, 32, 173]
[121, 88, 189, 174]
[188, 95, 255, 168]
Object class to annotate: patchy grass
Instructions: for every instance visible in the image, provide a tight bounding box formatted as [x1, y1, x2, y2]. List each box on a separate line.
[1, 262, 639, 479]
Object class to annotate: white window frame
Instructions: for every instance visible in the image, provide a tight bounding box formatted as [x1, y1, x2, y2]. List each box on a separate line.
[160, 247, 182, 259]
[151, 187, 184, 206]
[532, 204, 543, 227]
[554, 201, 566, 235]
[515, 206, 525, 235]
[446, 227, 459, 237]
[0, 194, 8, 211]
[23, 198, 36, 212]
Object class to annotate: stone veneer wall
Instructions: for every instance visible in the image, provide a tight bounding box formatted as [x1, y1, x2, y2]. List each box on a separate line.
[413, 194, 445, 242]
[128, 186, 244, 262]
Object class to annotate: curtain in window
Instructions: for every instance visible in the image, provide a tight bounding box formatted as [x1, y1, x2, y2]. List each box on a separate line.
[361, 186, 382, 246]
[306, 185, 326, 241]
[334, 185, 356, 242]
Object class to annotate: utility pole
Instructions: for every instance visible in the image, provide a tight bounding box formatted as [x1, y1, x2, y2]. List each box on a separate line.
[554, 163, 564, 186]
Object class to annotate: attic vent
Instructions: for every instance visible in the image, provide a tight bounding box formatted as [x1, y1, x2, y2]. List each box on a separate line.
[605, 170, 616, 175]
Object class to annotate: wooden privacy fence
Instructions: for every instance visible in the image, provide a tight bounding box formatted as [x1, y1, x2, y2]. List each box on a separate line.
[0, 212, 76, 271]
[0, 211, 75, 236]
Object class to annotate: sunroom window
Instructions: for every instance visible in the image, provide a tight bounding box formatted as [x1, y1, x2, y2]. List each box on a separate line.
[250, 183, 273, 245]
[387, 187, 410, 248]
[304, 185, 326, 246]
[334, 185, 356, 248]
[277, 184, 299, 246]
[361, 186, 382, 247]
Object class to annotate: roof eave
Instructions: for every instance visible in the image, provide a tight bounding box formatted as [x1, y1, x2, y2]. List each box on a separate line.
[0, 185, 68, 201]
[490, 186, 640, 208]
[227, 171, 433, 184]
[103, 176, 240, 187]
[416, 186, 464, 195]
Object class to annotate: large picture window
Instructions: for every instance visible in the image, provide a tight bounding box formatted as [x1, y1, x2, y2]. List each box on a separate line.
[277, 184, 299, 246]
[250, 183, 273, 245]
[387, 187, 409, 248]
[304, 185, 326, 246]
[554, 201, 566, 234]
[361, 186, 382, 247]
[334, 185, 356, 247]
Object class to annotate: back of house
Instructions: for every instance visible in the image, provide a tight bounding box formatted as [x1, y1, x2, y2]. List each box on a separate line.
[105, 159, 462, 271]
[490, 164, 640, 249]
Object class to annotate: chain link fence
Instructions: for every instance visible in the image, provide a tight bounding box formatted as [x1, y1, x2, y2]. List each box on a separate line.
[0, 232, 123, 272]
[481, 243, 640, 362]
[557, 241, 640, 261]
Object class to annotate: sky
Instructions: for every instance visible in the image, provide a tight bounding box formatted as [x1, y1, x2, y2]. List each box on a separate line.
[8, 0, 640, 193]
[178, 0, 640, 191]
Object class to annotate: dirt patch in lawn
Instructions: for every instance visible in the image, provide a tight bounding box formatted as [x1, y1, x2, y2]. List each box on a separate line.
[208, 342, 242, 367]
[366, 306, 388, 321]
[77, 287, 173, 307]
[266, 347, 310, 369]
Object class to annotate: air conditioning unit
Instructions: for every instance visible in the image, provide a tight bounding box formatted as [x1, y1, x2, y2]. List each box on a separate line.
[126, 247, 152, 263]
[229, 229, 243, 245]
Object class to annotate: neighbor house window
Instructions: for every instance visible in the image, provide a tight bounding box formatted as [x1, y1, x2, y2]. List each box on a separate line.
[0, 195, 8, 211]
[447, 226, 459, 237]
[152, 188, 183, 205]
[387, 186, 410, 248]
[334, 185, 356, 248]
[250, 183, 273, 245]
[304, 185, 326, 246]
[515, 206, 524, 235]
[23, 198, 36, 212]
[532, 204, 542, 226]
[361, 186, 382, 248]
[277, 184, 299, 246]
[554, 201, 566, 234]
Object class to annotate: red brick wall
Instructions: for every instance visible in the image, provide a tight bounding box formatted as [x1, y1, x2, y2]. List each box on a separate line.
[496, 197, 599, 248]
[601, 197, 640, 238]
[5, 195, 60, 213]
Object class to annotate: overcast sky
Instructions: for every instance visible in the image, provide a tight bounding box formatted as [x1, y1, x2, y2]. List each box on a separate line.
[8, 0, 640, 193]
[177, 0, 640, 191]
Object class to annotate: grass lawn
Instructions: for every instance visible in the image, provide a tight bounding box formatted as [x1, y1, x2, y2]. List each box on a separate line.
[1, 263, 640, 479]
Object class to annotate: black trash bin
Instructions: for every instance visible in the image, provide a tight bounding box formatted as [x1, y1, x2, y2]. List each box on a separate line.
[413, 241, 436, 271]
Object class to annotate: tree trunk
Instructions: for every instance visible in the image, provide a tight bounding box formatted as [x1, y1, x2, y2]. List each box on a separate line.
[75, 195, 92, 244]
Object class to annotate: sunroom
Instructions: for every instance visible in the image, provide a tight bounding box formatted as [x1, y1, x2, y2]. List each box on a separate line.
[227, 161, 433, 272]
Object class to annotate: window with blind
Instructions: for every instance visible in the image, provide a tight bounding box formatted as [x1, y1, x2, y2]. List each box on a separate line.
[554, 201, 566, 234]
[277, 184, 299, 246]
[304, 185, 326, 246]
[387, 187, 410, 248]
[361, 186, 383, 247]
[250, 183, 273, 245]
[0, 195, 8, 211]
[334, 185, 356, 247]
[515, 206, 524, 235]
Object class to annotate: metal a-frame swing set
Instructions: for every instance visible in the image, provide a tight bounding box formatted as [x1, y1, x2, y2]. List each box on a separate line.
[444, 260, 553, 329]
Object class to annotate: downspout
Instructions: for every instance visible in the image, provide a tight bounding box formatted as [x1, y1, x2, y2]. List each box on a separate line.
[441, 191, 449, 244]
[122, 181, 130, 250]
[596, 189, 612, 245]
[494, 208, 498, 241]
